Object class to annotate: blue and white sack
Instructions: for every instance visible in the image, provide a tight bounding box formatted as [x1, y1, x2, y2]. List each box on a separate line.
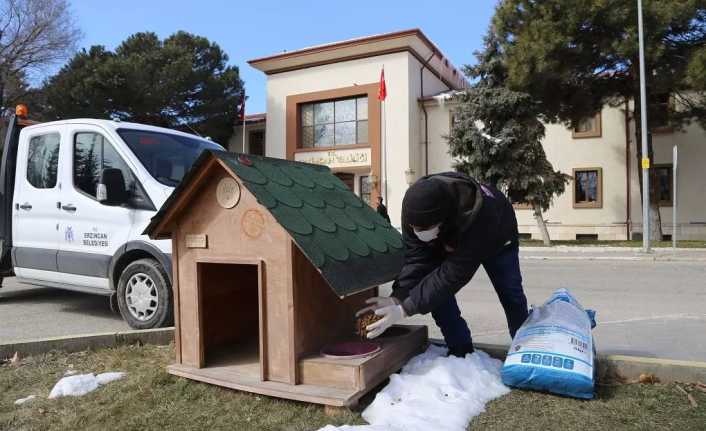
[501, 288, 597, 399]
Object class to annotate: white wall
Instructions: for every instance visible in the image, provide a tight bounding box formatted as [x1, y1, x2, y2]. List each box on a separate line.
[265, 52, 410, 156]
[423, 98, 706, 240]
[630, 118, 706, 239]
[408, 55, 454, 180]
[422, 101, 632, 240]
[424, 101, 456, 174]
[516, 105, 630, 240]
[265, 52, 413, 227]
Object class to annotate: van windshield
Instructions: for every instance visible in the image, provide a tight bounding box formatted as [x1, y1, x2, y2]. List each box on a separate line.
[117, 128, 222, 187]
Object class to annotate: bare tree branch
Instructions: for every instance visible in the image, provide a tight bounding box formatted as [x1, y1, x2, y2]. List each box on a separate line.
[0, 0, 81, 111]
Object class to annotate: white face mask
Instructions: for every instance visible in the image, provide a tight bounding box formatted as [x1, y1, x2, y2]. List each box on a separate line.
[414, 225, 440, 242]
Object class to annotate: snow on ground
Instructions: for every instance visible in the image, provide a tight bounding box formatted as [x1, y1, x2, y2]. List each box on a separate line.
[14, 395, 36, 405]
[95, 372, 126, 385]
[319, 345, 510, 431]
[48, 372, 126, 399]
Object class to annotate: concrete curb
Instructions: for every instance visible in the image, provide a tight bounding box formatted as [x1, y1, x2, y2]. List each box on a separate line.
[0, 327, 174, 359]
[521, 255, 706, 262]
[463, 341, 706, 384]
[598, 354, 706, 384]
[520, 246, 706, 262]
[3, 331, 704, 385]
[521, 246, 706, 252]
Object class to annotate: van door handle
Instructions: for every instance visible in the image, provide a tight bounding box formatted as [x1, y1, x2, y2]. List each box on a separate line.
[19, 203, 32, 210]
[61, 204, 76, 212]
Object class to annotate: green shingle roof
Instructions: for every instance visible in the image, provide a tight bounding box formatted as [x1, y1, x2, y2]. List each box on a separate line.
[145, 150, 404, 298]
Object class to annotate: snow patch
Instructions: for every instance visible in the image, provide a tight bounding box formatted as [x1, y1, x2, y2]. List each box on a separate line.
[95, 372, 126, 385]
[319, 345, 510, 431]
[431, 91, 462, 108]
[472, 121, 503, 143]
[14, 395, 36, 405]
[48, 372, 126, 399]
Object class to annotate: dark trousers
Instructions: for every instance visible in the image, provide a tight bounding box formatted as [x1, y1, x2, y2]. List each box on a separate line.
[431, 243, 528, 348]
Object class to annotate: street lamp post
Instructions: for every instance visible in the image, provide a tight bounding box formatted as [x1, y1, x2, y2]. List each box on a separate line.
[637, 0, 651, 252]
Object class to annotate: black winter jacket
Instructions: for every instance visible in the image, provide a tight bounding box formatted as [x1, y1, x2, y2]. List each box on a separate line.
[391, 172, 518, 316]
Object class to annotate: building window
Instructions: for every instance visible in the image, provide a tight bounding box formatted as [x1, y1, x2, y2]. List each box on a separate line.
[359, 175, 372, 206]
[300, 96, 368, 149]
[248, 130, 265, 156]
[654, 164, 673, 206]
[649, 93, 672, 133]
[572, 112, 602, 139]
[573, 168, 603, 208]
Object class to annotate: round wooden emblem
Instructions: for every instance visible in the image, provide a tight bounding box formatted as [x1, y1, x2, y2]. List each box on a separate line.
[216, 177, 241, 209]
[242, 209, 265, 238]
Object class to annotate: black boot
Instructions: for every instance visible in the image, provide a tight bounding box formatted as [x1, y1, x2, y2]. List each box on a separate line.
[447, 342, 474, 358]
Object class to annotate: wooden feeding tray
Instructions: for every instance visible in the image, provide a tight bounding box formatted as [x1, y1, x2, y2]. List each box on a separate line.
[298, 326, 427, 400]
[145, 151, 428, 407]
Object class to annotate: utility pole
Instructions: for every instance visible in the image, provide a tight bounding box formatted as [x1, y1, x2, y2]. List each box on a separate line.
[673, 145, 678, 249]
[637, 0, 651, 252]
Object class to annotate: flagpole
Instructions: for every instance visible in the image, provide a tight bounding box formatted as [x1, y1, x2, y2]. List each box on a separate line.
[383, 92, 387, 203]
[381, 66, 388, 204]
[240, 93, 246, 154]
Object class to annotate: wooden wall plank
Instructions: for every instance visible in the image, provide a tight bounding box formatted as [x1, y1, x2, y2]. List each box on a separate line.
[286, 241, 297, 385]
[171, 231, 182, 364]
[298, 359, 358, 390]
[291, 246, 374, 372]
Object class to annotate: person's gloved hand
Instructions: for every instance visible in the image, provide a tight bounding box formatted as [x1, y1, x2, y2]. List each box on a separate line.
[356, 297, 407, 339]
[356, 296, 398, 316]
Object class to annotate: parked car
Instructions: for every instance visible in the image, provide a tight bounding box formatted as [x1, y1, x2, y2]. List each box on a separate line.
[0, 105, 223, 328]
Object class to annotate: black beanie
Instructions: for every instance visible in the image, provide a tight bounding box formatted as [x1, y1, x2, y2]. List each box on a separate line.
[402, 177, 451, 228]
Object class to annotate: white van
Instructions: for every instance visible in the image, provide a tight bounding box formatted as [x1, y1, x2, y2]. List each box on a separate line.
[0, 108, 223, 328]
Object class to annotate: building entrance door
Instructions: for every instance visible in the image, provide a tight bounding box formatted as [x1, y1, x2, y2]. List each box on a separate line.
[334, 172, 354, 191]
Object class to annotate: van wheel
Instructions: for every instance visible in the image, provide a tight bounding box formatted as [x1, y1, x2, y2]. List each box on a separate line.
[117, 258, 173, 329]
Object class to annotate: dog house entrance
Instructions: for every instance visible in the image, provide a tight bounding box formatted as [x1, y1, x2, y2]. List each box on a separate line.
[197, 262, 261, 379]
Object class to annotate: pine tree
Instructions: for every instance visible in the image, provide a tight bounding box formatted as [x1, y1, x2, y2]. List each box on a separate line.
[448, 34, 570, 245]
[38, 31, 244, 144]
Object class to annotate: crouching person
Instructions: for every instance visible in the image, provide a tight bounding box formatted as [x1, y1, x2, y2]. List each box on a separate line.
[357, 172, 529, 357]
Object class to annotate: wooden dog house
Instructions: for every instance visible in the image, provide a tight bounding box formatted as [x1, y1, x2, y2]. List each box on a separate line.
[145, 151, 427, 407]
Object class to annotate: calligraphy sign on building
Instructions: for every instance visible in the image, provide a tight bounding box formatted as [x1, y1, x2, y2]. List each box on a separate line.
[294, 148, 371, 169]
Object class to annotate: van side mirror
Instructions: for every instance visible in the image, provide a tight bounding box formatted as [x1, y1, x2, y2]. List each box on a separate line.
[97, 168, 128, 205]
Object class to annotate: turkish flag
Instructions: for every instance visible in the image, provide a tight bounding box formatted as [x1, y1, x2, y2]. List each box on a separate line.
[377, 68, 387, 101]
[238, 93, 246, 121]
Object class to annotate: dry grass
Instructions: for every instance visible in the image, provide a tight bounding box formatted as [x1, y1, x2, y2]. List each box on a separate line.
[0, 344, 362, 431]
[2, 344, 705, 430]
[471, 382, 706, 430]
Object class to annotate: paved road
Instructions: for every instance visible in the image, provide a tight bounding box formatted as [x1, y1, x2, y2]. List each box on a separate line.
[0, 281, 129, 343]
[385, 258, 706, 362]
[1, 257, 705, 362]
